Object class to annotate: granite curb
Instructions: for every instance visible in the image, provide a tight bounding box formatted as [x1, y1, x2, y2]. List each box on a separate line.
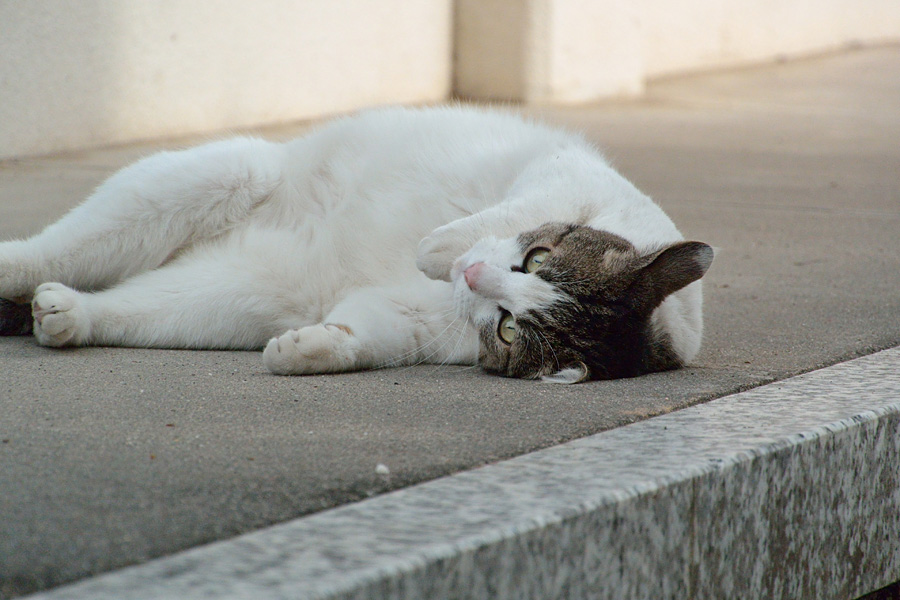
[24, 347, 900, 599]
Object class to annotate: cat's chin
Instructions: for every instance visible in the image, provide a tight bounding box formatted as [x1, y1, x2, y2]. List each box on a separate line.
[450, 272, 478, 322]
[448, 252, 482, 319]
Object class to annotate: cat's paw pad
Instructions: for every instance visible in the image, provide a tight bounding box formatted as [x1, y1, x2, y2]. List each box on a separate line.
[263, 324, 359, 375]
[416, 224, 472, 282]
[31, 283, 87, 347]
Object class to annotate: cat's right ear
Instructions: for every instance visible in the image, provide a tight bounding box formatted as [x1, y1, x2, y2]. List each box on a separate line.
[637, 241, 714, 308]
[541, 362, 589, 384]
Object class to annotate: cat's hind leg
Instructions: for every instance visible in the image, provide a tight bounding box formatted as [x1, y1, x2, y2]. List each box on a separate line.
[28, 248, 300, 350]
[263, 279, 478, 375]
[0, 137, 284, 302]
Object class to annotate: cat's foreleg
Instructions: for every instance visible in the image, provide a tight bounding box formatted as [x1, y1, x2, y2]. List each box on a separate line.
[416, 199, 570, 282]
[417, 149, 647, 281]
[263, 279, 478, 375]
[0, 138, 283, 301]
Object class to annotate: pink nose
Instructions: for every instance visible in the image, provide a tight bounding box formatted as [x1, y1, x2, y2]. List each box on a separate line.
[464, 262, 485, 291]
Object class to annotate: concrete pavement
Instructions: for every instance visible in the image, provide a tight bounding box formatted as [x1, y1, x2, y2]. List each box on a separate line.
[22, 347, 900, 599]
[2, 46, 899, 598]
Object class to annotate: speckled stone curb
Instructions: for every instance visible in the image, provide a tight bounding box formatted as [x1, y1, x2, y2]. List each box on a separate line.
[28, 348, 900, 599]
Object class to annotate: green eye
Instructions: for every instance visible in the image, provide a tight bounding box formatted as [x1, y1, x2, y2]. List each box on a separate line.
[498, 312, 516, 344]
[524, 248, 550, 273]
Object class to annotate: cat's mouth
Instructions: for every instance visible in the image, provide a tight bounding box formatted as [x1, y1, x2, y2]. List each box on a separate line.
[450, 259, 494, 324]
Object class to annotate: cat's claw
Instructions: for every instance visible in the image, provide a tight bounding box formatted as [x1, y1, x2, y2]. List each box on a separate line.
[31, 283, 87, 347]
[263, 324, 360, 375]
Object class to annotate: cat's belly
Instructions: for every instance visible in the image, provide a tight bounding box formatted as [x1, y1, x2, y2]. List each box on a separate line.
[213, 220, 436, 328]
[249, 179, 481, 281]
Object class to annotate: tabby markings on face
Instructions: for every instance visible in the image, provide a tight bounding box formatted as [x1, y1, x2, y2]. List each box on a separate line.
[452, 222, 713, 383]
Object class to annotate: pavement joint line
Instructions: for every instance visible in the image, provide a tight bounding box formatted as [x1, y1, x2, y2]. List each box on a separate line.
[26, 346, 900, 599]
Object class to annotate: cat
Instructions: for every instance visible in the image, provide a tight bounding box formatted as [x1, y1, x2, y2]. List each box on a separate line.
[0, 106, 713, 383]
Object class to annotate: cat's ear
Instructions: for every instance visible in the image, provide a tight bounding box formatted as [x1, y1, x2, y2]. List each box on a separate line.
[541, 362, 589, 384]
[636, 241, 714, 307]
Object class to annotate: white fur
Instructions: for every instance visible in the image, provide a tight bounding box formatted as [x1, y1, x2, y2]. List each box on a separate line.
[0, 106, 702, 377]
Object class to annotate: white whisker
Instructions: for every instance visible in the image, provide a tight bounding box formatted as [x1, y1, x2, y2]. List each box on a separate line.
[384, 315, 460, 368]
[535, 328, 561, 373]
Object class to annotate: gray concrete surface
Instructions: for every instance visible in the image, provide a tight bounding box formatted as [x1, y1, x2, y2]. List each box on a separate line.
[1, 46, 899, 598]
[25, 348, 900, 600]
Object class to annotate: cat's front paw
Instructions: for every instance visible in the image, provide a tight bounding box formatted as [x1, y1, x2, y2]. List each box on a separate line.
[263, 324, 360, 375]
[416, 224, 474, 282]
[32, 283, 88, 347]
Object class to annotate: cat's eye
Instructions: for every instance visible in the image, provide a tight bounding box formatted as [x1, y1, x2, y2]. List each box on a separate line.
[498, 312, 516, 344]
[524, 248, 550, 273]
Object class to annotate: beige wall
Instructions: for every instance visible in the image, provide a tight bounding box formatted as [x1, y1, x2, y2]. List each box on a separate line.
[454, 0, 645, 102]
[455, 0, 900, 102]
[640, 0, 900, 77]
[2, 0, 898, 159]
[0, 0, 454, 160]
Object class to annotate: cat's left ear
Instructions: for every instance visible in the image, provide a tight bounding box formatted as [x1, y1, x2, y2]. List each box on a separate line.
[637, 241, 714, 307]
[541, 362, 589, 384]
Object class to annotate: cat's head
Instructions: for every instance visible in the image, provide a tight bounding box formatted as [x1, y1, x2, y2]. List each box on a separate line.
[451, 223, 713, 383]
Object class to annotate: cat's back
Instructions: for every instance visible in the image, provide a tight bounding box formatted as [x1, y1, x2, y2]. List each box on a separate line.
[313, 105, 576, 158]
[232, 108, 576, 296]
[280, 106, 579, 201]
[251, 106, 580, 255]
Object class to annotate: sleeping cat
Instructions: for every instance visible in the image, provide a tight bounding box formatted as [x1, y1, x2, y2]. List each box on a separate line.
[0, 106, 712, 383]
